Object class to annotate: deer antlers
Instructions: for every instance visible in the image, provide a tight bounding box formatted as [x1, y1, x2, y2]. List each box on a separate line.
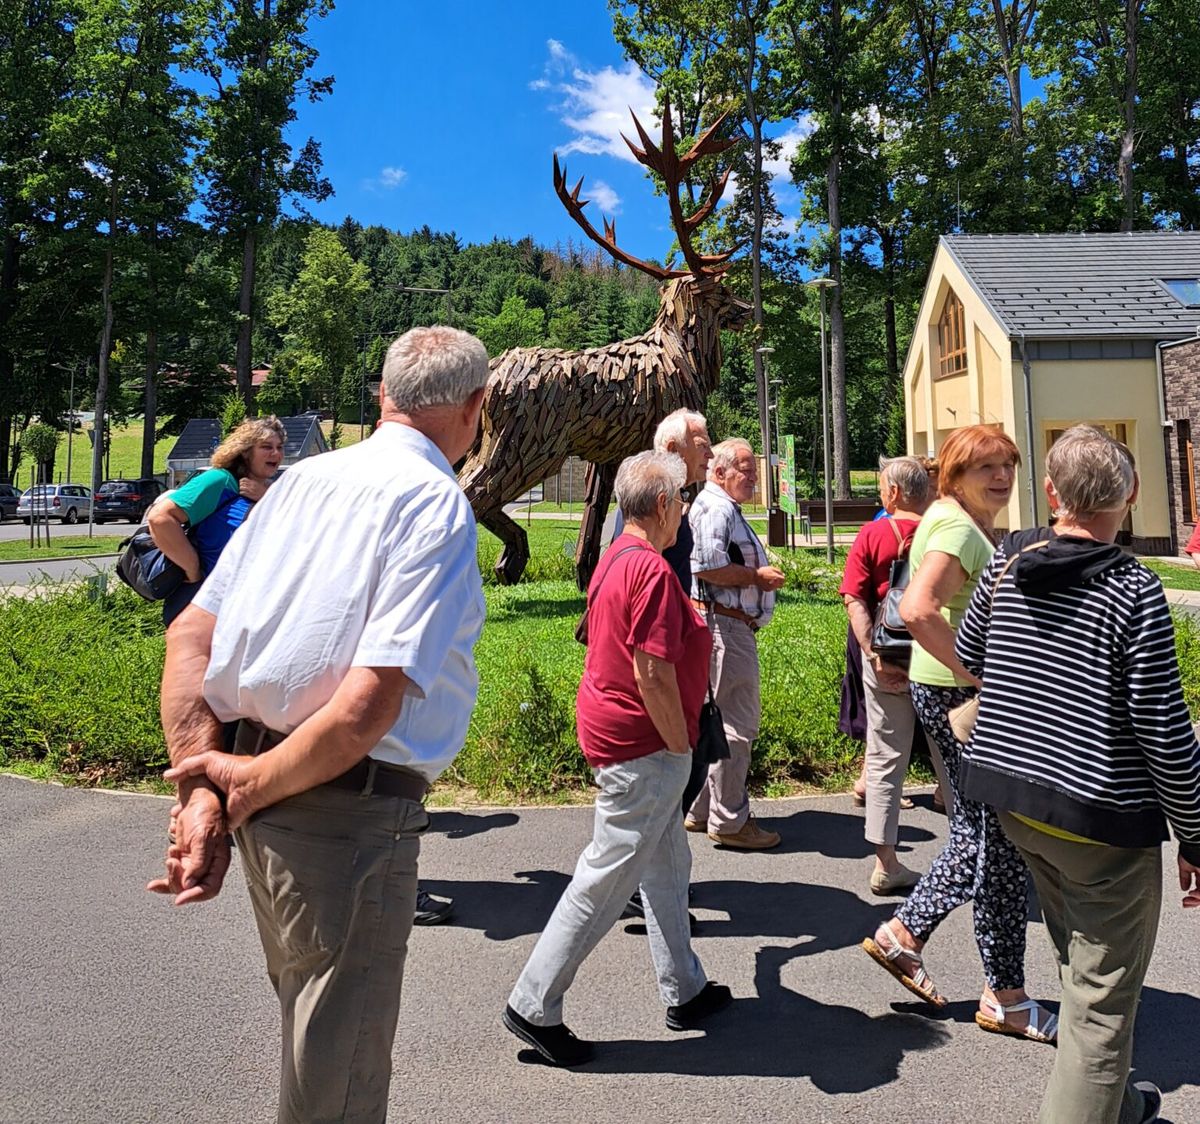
[553, 94, 739, 282]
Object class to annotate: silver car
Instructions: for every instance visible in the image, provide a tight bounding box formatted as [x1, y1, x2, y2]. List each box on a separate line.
[17, 484, 93, 525]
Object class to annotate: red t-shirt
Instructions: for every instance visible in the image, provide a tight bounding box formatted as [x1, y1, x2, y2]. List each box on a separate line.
[576, 534, 713, 767]
[838, 517, 921, 615]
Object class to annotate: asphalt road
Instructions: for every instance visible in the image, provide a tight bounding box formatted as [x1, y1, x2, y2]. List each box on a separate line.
[3, 774, 1196, 1124]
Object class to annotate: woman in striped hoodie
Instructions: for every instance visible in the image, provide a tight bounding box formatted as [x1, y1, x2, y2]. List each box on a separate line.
[956, 425, 1200, 1124]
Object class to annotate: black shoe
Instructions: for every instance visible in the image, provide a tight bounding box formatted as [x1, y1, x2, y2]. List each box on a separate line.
[414, 889, 454, 926]
[503, 1005, 594, 1067]
[620, 890, 645, 920]
[665, 982, 733, 1031]
[1135, 1082, 1162, 1123]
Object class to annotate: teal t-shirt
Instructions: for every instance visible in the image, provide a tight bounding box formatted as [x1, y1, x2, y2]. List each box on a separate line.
[907, 499, 995, 688]
[171, 468, 239, 525]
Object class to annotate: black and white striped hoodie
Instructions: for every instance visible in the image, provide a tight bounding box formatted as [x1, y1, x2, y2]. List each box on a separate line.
[956, 528, 1200, 862]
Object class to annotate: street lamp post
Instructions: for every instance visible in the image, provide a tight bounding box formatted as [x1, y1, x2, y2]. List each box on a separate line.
[769, 377, 783, 456]
[807, 278, 838, 564]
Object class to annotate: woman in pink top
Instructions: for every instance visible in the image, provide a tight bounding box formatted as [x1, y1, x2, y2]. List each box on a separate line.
[505, 451, 728, 1068]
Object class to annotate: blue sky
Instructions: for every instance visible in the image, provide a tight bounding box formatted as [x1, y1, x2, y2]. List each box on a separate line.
[289, 1, 765, 262]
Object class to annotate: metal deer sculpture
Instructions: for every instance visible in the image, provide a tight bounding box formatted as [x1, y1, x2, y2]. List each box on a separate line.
[459, 97, 751, 587]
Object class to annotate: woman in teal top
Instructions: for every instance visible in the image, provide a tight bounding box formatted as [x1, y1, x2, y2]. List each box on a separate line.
[862, 424, 1057, 1045]
[149, 416, 285, 627]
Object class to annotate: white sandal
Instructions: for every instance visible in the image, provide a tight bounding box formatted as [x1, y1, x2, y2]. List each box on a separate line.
[975, 996, 1058, 1045]
[862, 923, 947, 1008]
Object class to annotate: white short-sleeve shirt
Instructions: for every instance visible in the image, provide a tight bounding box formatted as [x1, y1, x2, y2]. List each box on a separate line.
[193, 422, 486, 783]
[689, 482, 775, 626]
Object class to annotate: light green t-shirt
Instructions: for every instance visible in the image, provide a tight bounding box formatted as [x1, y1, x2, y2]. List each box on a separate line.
[907, 499, 995, 687]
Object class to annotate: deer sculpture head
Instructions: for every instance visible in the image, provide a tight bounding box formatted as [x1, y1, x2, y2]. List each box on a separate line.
[552, 95, 752, 381]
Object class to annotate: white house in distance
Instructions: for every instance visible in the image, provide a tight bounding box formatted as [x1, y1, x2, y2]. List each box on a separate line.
[903, 231, 1200, 552]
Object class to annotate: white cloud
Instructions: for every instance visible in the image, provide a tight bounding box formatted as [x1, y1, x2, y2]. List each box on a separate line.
[761, 120, 814, 185]
[587, 180, 622, 213]
[379, 166, 407, 188]
[532, 40, 658, 163]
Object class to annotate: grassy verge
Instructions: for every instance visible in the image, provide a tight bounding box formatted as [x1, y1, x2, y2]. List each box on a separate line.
[1143, 558, 1200, 592]
[0, 535, 126, 562]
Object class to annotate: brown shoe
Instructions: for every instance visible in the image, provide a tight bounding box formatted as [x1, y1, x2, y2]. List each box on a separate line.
[683, 817, 708, 833]
[708, 815, 781, 850]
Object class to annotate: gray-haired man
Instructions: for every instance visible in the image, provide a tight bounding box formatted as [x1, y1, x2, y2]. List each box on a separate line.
[687, 438, 785, 850]
[149, 326, 489, 1124]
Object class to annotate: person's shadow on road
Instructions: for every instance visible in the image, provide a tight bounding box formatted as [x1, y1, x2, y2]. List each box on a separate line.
[1133, 987, 1200, 1094]
[572, 943, 951, 1089]
[427, 810, 520, 839]
[753, 807, 937, 860]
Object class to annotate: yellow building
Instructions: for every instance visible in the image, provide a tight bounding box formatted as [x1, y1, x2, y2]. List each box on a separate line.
[904, 232, 1200, 552]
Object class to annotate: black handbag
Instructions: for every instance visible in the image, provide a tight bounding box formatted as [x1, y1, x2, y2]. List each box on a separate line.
[116, 525, 187, 601]
[696, 682, 731, 764]
[870, 519, 915, 665]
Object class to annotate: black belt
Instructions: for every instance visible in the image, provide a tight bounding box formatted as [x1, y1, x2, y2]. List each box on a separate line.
[234, 719, 429, 803]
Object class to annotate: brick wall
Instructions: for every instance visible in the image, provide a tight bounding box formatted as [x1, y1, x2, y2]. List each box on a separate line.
[1162, 338, 1200, 555]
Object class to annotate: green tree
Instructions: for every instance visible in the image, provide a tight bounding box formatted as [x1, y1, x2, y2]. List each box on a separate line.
[270, 227, 369, 444]
[474, 294, 545, 356]
[198, 0, 334, 410]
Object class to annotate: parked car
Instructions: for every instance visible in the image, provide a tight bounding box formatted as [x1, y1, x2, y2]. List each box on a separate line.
[93, 478, 164, 523]
[16, 484, 92, 525]
[0, 483, 20, 520]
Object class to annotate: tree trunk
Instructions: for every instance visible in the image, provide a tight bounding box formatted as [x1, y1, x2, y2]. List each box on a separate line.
[142, 329, 157, 479]
[1118, 0, 1139, 231]
[990, 0, 1025, 142]
[827, 101, 851, 499]
[93, 183, 117, 496]
[748, 105, 771, 504]
[0, 227, 19, 483]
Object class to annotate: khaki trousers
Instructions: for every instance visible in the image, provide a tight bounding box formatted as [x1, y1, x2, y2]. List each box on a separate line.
[861, 654, 925, 847]
[688, 615, 760, 834]
[999, 812, 1162, 1124]
[235, 782, 429, 1124]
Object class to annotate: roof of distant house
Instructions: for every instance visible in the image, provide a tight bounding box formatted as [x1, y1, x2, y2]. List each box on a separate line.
[166, 414, 327, 467]
[942, 231, 1200, 340]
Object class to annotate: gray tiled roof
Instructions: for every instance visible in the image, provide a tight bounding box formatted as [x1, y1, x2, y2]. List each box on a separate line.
[943, 232, 1200, 339]
[166, 415, 326, 466]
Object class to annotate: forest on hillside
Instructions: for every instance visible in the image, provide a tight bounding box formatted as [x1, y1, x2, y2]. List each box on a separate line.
[2, 0, 1197, 495]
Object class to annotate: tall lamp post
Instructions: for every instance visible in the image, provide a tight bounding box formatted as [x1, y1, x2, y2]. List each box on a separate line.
[756, 345, 784, 546]
[807, 277, 838, 563]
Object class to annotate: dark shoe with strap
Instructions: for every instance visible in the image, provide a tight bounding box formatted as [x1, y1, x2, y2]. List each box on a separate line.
[414, 888, 454, 926]
[665, 982, 733, 1031]
[503, 1005, 594, 1067]
[621, 890, 646, 920]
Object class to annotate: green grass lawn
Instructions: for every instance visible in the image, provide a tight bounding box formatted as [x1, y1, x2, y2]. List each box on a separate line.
[0, 534, 125, 561]
[1144, 558, 1200, 591]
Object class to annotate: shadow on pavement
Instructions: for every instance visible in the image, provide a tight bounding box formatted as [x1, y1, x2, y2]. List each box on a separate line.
[754, 807, 937, 860]
[428, 810, 520, 839]
[418, 872, 897, 949]
[580, 944, 950, 1090]
[1133, 987, 1200, 1094]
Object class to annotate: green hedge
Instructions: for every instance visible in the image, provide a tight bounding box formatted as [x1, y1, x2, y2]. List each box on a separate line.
[5, 542, 1200, 802]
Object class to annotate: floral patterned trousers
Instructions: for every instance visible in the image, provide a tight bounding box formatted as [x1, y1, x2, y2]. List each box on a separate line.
[895, 682, 1030, 991]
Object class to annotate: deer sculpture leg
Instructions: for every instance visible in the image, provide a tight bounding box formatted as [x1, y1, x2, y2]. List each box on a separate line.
[574, 461, 618, 592]
[479, 504, 531, 586]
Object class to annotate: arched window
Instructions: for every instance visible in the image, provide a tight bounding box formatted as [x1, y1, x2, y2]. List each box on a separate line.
[938, 292, 967, 377]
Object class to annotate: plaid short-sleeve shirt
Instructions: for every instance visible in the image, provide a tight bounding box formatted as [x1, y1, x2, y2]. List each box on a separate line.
[688, 482, 775, 627]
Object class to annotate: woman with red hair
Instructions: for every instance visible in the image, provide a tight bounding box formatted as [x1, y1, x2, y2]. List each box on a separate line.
[862, 424, 1056, 1044]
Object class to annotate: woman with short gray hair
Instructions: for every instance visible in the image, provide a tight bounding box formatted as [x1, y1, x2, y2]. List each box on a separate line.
[839, 456, 934, 894]
[955, 425, 1200, 1120]
[505, 450, 730, 1067]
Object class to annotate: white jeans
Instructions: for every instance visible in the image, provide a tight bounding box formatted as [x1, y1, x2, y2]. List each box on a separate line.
[862, 653, 925, 847]
[508, 748, 706, 1025]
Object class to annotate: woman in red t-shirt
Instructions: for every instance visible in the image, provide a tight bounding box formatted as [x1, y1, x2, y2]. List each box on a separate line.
[505, 452, 728, 1067]
[839, 456, 934, 895]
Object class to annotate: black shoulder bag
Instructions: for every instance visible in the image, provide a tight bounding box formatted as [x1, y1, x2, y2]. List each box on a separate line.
[869, 518, 915, 665]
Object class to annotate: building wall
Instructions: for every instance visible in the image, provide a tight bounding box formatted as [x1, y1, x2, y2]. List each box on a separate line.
[1162, 338, 1200, 554]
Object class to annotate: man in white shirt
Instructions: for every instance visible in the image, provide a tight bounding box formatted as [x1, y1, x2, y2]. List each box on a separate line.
[148, 326, 489, 1124]
[687, 438, 786, 851]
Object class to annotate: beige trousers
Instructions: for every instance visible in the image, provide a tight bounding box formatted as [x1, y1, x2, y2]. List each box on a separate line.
[688, 615, 760, 834]
[235, 782, 428, 1124]
[999, 812, 1162, 1124]
[861, 654, 925, 847]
